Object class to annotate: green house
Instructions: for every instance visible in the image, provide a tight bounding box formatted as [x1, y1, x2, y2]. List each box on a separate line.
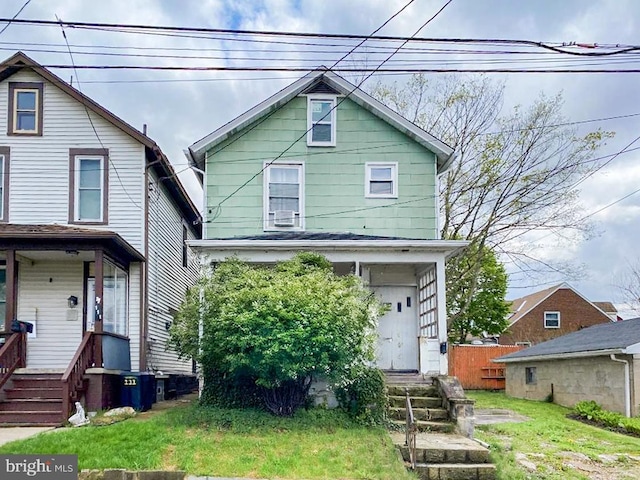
[186, 69, 466, 375]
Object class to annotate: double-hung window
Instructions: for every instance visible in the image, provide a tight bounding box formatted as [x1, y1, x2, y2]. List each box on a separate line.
[69, 148, 108, 224]
[0, 147, 9, 221]
[544, 311, 560, 329]
[8, 82, 43, 136]
[307, 96, 336, 146]
[366, 163, 398, 198]
[264, 163, 303, 230]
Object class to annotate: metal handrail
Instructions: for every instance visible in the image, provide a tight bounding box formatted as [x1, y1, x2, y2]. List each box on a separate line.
[61, 332, 96, 421]
[405, 388, 417, 469]
[0, 332, 26, 391]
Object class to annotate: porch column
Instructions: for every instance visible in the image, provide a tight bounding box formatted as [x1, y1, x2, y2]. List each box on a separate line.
[5, 249, 16, 329]
[436, 255, 448, 375]
[94, 249, 104, 367]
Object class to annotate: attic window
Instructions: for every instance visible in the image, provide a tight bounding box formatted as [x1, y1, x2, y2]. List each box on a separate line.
[544, 311, 560, 329]
[307, 95, 336, 146]
[8, 82, 43, 136]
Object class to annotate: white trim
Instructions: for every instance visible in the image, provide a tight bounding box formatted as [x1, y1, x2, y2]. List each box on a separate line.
[544, 311, 560, 329]
[365, 162, 398, 198]
[498, 348, 624, 363]
[187, 68, 454, 172]
[263, 161, 305, 231]
[190, 238, 468, 252]
[306, 95, 336, 147]
[74, 155, 105, 222]
[0, 154, 5, 219]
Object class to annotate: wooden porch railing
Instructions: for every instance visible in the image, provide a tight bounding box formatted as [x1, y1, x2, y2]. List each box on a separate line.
[0, 332, 27, 391]
[405, 388, 417, 470]
[61, 332, 96, 421]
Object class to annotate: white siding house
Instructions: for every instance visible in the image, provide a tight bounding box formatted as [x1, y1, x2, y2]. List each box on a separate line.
[0, 52, 201, 420]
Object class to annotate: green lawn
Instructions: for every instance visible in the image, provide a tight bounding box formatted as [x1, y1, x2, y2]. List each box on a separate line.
[467, 391, 640, 480]
[0, 403, 414, 479]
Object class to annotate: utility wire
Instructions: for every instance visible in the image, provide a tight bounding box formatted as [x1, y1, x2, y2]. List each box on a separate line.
[56, 15, 142, 210]
[0, 0, 31, 36]
[5, 17, 640, 57]
[211, 0, 454, 215]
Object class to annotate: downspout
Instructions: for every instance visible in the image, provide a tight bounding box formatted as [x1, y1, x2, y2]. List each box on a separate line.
[610, 354, 631, 417]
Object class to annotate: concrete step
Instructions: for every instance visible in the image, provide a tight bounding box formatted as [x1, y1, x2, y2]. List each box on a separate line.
[4, 388, 63, 400]
[397, 441, 490, 465]
[0, 399, 63, 412]
[391, 419, 455, 433]
[413, 463, 496, 480]
[389, 407, 449, 421]
[389, 395, 442, 408]
[387, 384, 439, 397]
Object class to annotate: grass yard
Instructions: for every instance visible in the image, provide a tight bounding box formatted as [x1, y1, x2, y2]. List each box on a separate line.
[468, 391, 640, 480]
[0, 401, 414, 480]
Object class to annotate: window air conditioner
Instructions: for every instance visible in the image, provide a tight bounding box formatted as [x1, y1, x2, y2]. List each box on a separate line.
[274, 210, 295, 227]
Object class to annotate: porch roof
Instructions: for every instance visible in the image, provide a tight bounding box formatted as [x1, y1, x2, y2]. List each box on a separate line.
[0, 224, 145, 264]
[190, 232, 468, 263]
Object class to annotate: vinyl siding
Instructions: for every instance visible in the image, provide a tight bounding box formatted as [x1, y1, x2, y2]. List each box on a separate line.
[205, 96, 438, 239]
[147, 170, 199, 374]
[0, 70, 146, 252]
[128, 262, 142, 371]
[18, 260, 84, 369]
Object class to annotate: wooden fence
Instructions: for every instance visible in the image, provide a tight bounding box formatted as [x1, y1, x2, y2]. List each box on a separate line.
[448, 344, 525, 390]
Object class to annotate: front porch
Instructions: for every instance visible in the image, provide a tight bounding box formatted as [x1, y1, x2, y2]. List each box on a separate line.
[191, 232, 467, 376]
[0, 224, 145, 423]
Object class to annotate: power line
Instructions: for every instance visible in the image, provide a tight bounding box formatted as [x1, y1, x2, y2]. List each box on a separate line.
[10, 64, 640, 74]
[0, 0, 31, 36]
[4, 17, 640, 57]
[211, 0, 455, 215]
[56, 15, 143, 211]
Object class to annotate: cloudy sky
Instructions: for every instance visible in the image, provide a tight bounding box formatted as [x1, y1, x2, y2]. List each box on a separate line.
[1, 0, 639, 312]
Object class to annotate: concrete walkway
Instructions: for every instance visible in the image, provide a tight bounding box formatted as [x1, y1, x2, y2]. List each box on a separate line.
[0, 426, 56, 446]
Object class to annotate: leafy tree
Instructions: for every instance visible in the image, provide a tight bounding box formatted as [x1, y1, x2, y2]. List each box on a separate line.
[371, 75, 612, 329]
[169, 252, 385, 416]
[447, 245, 510, 344]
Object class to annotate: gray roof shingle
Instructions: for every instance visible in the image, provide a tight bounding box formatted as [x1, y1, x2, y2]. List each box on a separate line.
[498, 317, 640, 361]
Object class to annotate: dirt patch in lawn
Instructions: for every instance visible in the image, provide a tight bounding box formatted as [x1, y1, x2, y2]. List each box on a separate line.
[516, 451, 640, 479]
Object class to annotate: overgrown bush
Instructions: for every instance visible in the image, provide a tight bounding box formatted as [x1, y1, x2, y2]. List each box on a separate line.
[170, 253, 384, 416]
[336, 366, 388, 425]
[572, 400, 640, 436]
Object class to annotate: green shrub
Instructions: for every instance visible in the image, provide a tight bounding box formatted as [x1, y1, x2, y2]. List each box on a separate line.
[572, 400, 640, 436]
[335, 366, 388, 425]
[170, 253, 385, 416]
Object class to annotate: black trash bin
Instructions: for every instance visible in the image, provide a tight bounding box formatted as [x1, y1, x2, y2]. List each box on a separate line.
[120, 372, 155, 411]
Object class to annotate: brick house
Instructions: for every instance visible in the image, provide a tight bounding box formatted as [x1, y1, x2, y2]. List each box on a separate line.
[500, 283, 615, 346]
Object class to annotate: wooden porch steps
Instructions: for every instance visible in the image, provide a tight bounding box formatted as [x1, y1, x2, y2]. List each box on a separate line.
[0, 373, 65, 426]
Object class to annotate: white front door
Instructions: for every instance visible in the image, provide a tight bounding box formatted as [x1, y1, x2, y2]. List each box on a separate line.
[374, 286, 418, 371]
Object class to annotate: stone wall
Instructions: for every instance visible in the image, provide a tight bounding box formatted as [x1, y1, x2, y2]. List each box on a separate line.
[505, 354, 638, 416]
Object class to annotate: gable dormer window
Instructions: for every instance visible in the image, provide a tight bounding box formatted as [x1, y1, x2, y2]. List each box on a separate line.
[8, 82, 43, 136]
[307, 96, 336, 146]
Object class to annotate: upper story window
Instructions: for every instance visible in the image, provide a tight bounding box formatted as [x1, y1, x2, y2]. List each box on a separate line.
[544, 311, 560, 329]
[0, 147, 9, 222]
[307, 96, 336, 147]
[366, 163, 398, 198]
[264, 163, 303, 230]
[69, 148, 109, 224]
[8, 82, 43, 136]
